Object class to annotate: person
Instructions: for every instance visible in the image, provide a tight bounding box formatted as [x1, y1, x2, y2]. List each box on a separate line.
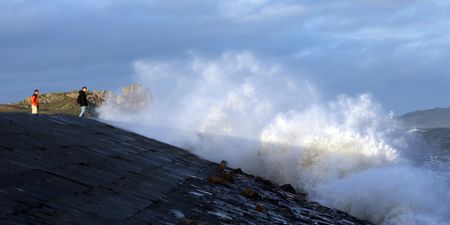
[30, 90, 40, 114]
[77, 87, 89, 117]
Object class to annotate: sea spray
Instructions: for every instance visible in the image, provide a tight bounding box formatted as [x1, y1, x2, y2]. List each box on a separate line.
[98, 51, 450, 225]
[258, 95, 450, 224]
[258, 95, 401, 190]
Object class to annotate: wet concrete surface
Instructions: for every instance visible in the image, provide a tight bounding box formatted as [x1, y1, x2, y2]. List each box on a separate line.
[0, 113, 372, 225]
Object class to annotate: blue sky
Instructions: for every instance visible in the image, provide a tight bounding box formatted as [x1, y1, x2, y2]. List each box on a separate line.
[1, 0, 449, 114]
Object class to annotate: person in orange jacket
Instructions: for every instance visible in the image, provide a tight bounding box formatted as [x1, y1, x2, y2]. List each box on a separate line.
[30, 89, 40, 114]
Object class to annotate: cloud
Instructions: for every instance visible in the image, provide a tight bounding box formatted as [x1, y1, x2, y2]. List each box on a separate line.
[0, 0, 449, 112]
[219, 0, 307, 22]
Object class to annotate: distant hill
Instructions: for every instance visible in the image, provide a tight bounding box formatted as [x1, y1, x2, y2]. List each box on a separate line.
[0, 90, 108, 117]
[398, 107, 450, 129]
[0, 84, 151, 117]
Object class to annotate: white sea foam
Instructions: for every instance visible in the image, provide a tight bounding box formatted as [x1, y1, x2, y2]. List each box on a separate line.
[98, 51, 450, 225]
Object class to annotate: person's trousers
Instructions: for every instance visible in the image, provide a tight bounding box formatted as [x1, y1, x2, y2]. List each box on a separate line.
[31, 105, 38, 114]
[79, 106, 87, 117]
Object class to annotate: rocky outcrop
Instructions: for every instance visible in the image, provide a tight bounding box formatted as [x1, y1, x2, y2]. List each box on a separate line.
[0, 113, 372, 225]
[102, 84, 152, 113]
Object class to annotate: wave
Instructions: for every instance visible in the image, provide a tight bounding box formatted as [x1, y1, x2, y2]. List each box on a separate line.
[98, 51, 450, 225]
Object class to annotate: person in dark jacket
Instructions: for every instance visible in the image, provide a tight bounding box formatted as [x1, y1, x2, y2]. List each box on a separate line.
[77, 87, 88, 117]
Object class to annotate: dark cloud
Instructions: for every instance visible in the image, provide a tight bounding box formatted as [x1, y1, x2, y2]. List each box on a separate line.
[0, 0, 449, 113]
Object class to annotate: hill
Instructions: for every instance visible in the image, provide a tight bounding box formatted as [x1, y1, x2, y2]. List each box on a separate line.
[398, 107, 450, 129]
[0, 84, 151, 117]
[0, 90, 107, 116]
[0, 113, 371, 224]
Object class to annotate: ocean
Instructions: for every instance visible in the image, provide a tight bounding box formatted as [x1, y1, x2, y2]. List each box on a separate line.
[409, 128, 450, 184]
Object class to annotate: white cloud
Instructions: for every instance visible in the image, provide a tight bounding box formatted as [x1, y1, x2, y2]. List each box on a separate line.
[219, 0, 307, 22]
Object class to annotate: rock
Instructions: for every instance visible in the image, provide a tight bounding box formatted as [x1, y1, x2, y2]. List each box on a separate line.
[232, 168, 243, 174]
[89, 90, 110, 105]
[280, 184, 297, 194]
[117, 84, 152, 110]
[208, 160, 234, 185]
[241, 188, 261, 200]
[208, 171, 234, 185]
[255, 204, 266, 213]
[217, 160, 227, 172]
[208, 175, 227, 185]
[255, 176, 274, 187]
[181, 218, 197, 225]
[97, 84, 152, 115]
[222, 172, 234, 183]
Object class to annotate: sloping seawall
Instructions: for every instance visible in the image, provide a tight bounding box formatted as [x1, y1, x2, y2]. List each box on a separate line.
[0, 113, 371, 225]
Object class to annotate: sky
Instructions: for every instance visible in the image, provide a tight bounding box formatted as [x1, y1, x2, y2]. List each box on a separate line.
[1, 0, 450, 114]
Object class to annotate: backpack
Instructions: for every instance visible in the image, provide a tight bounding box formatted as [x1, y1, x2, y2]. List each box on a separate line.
[76, 95, 81, 104]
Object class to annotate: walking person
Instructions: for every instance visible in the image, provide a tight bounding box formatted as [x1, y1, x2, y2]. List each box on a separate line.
[30, 90, 40, 114]
[77, 87, 89, 117]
